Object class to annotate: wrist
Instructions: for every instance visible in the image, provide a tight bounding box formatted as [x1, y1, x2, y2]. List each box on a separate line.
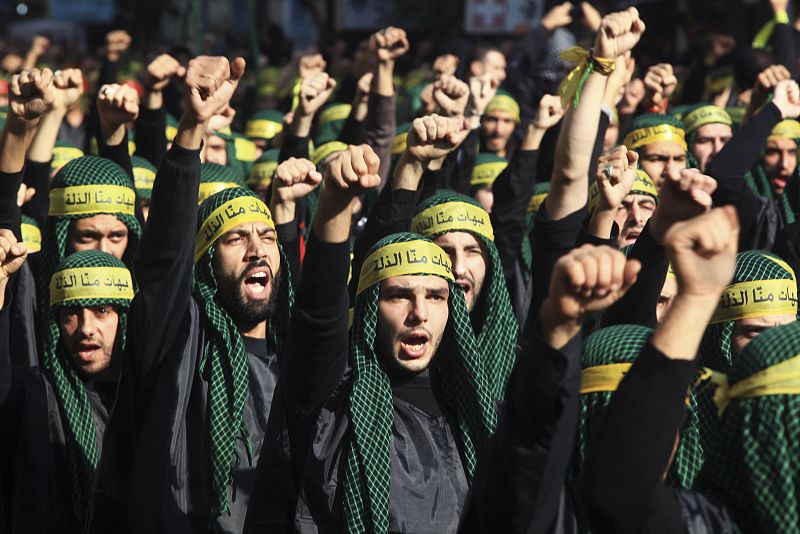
[271, 197, 297, 225]
[143, 90, 163, 110]
[5, 115, 38, 134]
[539, 298, 582, 349]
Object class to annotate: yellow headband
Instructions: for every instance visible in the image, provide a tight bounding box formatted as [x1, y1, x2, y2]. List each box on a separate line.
[471, 161, 509, 186]
[710, 279, 798, 324]
[311, 141, 348, 166]
[194, 195, 274, 263]
[319, 104, 352, 125]
[485, 94, 520, 123]
[245, 119, 283, 140]
[49, 184, 136, 217]
[248, 161, 278, 188]
[134, 167, 156, 191]
[198, 182, 241, 205]
[21, 223, 41, 253]
[768, 120, 800, 141]
[357, 240, 454, 295]
[234, 137, 258, 162]
[713, 353, 800, 415]
[682, 106, 733, 135]
[392, 131, 408, 155]
[51, 146, 84, 169]
[50, 266, 134, 306]
[528, 192, 548, 214]
[165, 124, 177, 142]
[410, 201, 494, 241]
[622, 124, 687, 151]
[580, 363, 631, 394]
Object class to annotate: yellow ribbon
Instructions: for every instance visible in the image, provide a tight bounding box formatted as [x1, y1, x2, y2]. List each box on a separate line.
[319, 104, 352, 125]
[245, 119, 283, 140]
[471, 161, 509, 186]
[198, 182, 241, 205]
[49, 184, 136, 216]
[682, 105, 733, 135]
[752, 10, 789, 49]
[311, 141, 348, 167]
[710, 278, 798, 324]
[528, 192, 548, 214]
[392, 131, 408, 155]
[580, 363, 631, 394]
[768, 120, 800, 141]
[411, 201, 494, 241]
[21, 223, 41, 253]
[622, 124, 688, 151]
[712, 353, 800, 416]
[557, 47, 616, 110]
[133, 167, 156, 191]
[50, 266, 134, 306]
[357, 240, 454, 295]
[194, 196, 274, 263]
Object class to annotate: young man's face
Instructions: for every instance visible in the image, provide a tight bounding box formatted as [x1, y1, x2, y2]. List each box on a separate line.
[482, 111, 516, 154]
[212, 221, 282, 328]
[478, 50, 507, 82]
[614, 193, 657, 247]
[203, 134, 228, 165]
[434, 231, 487, 313]
[68, 214, 129, 259]
[638, 141, 687, 187]
[731, 314, 796, 357]
[691, 123, 732, 172]
[762, 138, 798, 195]
[58, 305, 120, 380]
[376, 275, 450, 377]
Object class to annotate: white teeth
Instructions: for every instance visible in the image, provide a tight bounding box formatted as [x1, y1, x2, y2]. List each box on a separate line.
[251, 272, 266, 279]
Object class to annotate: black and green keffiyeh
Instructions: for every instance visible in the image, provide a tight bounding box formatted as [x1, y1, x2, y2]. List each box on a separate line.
[410, 191, 518, 400]
[199, 161, 246, 205]
[194, 186, 293, 517]
[698, 320, 800, 532]
[42, 250, 133, 519]
[344, 232, 496, 533]
[131, 155, 157, 202]
[577, 324, 705, 488]
[521, 181, 550, 284]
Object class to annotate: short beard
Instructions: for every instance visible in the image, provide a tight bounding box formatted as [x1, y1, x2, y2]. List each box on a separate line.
[214, 259, 281, 331]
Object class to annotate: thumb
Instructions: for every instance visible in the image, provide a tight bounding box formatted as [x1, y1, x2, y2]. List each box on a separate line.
[626, 149, 639, 167]
[229, 57, 246, 83]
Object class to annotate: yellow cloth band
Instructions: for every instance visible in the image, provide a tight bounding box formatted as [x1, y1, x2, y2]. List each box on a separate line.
[51, 146, 85, 170]
[682, 106, 733, 134]
[133, 167, 156, 191]
[622, 124, 688, 151]
[485, 94, 520, 123]
[411, 201, 494, 241]
[198, 182, 241, 205]
[234, 137, 258, 162]
[528, 192, 548, 214]
[580, 363, 631, 394]
[768, 120, 800, 141]
[710, 278, 798, 324]
[357, 240, 454, 295]
[558, 47, 616, 109]
[471, 161, 509, 186]
[248, 161, 277, 187]
[319, 104, 352, 125]
[165, 125, 177, 142]
[21, 223, 41, 253]
[194, 196, 274, 263]
[50, 266, 134, 306]
[245, 119, 283, 140]
[49, 184, 136, 217]
[311, 141, 348, 166]
[713, 353, 800, 416]
[666, 264, 676, 280]
[392, 132, 408, 155]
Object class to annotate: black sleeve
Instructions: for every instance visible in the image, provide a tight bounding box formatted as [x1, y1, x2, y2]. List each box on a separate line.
[0, 170, 24, 239]
[579, 343, 694, 534]
[278, 133, 310, 162]
[134, 107, 167, 167]
[85, 59, 122, 152]
[127, 143, 200, 388]
[0, 302, 13, 408]
[460, 329, 583, 534]
[21, 160, 50, 230]
[575, 218, 619, 248]
[419, 165, 450, 202]
[505, 25, 550, 123]
[600, 222, 667, 329]
[98, 132, 133, 178]
[770, 23, 798, 77]
[276, 221, 301, 289]
[338, 113, 366, 146]
[680, 61, 712, 106]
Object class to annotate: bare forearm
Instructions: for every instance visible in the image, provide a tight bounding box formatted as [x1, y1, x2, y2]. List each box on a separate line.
[289, 112, 314, 138]
[174, 117, 207, 151]
[28, 109, 64, 163]
[392, 153, 424, 191]
[587, 209, 616, 240]
[143, 90, 163, 111]
[373, 61, 395, 97]
[0, 120, 36, 173]
[271, 199, 296, 226]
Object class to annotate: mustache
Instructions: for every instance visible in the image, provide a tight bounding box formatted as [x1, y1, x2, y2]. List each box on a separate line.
[398, 327, 432, 341]
[238, 259, 275, 282]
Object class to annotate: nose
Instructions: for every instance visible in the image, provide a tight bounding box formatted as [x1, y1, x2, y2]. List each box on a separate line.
[78, 309, 98, 338]
[99, 238, 113, 255]
[449, 249, 468, 280]
[712, 138, 725, 155]
[244, 232, 268, 262]
[407, 294, 429, 325]
[630, 202, 645, 226]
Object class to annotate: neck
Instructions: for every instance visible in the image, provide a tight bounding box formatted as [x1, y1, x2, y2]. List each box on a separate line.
[238, 320, 267, 339]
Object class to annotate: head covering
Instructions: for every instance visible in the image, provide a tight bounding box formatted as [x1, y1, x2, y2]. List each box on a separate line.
[194, 187, 293, 516]
[410, 191, 518, 398]
[699, 320, 800, 532]
[131, 155, 157, 202]
[485, 90, 520, 123]
[682, 104, 733, 137]
[315, 103, 352, 145]
[588, 169, 658, 213]
[520, 182, 550, 284]
[245, 109, 284, 142]
[42, 250, 133, 517]
[21, 214, 41, 253]
[744, 121, 800, 224]
[344, 232, 496, 533]
[622, 113, 687, 152]
[51, 142, 85, 176]
[578, 324, 705, 487]
[311, 141, 348, 167]
[199, 162, 246, 205]
[768, 119, 800, 142]
[470, 153, 508, 189]
[165, 113, 178, 142]
[248, 148, 279, 190]
[726, 105, 747, 127]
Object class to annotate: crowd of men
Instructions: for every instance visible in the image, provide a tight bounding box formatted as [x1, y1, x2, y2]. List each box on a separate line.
[2, 1, 800, 533]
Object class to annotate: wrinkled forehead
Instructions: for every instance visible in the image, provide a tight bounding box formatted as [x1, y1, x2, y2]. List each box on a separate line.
[70, 213, 127, 231]
[639, 140, 685, 157]
[380, 274, 450, 292]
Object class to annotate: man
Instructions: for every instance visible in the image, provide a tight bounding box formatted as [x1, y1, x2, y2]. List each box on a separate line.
[468, 44, 507, 83]
[480, 90, 519, 158]
[622, 113, 688, 186]
[681, 104, 733, 171]
[245, 109, 284, 152]
[0, 237, 133, 533]
[131, 155, 157, 220]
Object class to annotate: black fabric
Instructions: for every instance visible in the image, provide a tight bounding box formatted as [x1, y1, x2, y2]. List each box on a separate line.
[97, 132, 134, 179]
[773, 220, 800, 278]
[21, 159, 51, 230]
[134, 107, 168, 168]
[279, 133, 310, 163]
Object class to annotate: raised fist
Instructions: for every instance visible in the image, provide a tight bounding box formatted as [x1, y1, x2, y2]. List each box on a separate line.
[144, 54, 186, 92]
[650, 168, 718, 243]
[433, 54, 460, 78]
[106, 30, 132, 61]
[593, 7, 646, 59]
[272, 157, 322, 203]
[324, 144, 381, 197]
[0, 229, 27, 284]
[9, 68, 55, 123]
[298, 72, 336, 116]
[468, 74, 499, 116]
[770, 79, 800, 120]
[298, 53, 326, 78]
[370, 26, 410, 63]
[541, 2, 574, 31]
[643, 63, 677, 108]
[97, 83, 140, 130]
[433, 74, 470, 117]
[183, 55, 246, 123]
[406, 114, 470, 162]
[51, 68, 84, 111]
[533, 93, 565, 129]
[595, 146, 638, 210]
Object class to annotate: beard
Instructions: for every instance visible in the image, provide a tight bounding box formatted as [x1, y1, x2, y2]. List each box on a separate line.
[215, 259, 282, 329]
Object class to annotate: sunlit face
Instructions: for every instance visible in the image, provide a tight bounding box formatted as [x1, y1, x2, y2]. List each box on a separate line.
[691, 123, 732, 172]
[58, 305, 120, 381]
[603, 124, 620, 152]
[203, 134, 228, 165]
[212, 221, 282, 328]
[375, 275, 450, 377]
[614, 193, 657, 248]
[656, 277, 677, 323]
[762, 138, 798, 195]
[68, 215, 129, 259]
[434, 231, 487, 312]
[473, 187, 493, 213]
[482, 50, 507, 82]
[482, 111, 516, 155]
[731, 313, 797, 356]
[638, 141, 687, 187]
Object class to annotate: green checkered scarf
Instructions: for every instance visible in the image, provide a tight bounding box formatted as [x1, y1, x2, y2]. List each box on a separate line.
[577, 325, 705, 488]
[344, 232, 496, 533]
[521, 181, 550, 285]
[744, 165, 797, 225]
[698, 320, 800, 532]
[194, 186, 293, 517]
[41, 250, 132, 520]
[199, 162, 246, 205]
[412, 191, 518, 399]
[131, 155, 157, 202]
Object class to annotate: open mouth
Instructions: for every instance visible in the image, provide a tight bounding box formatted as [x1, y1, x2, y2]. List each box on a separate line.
[773, 177, 788, 190]
[77, 342, 101, 362]
[399, 332, 430, 360]
[243, 269, 271, 300]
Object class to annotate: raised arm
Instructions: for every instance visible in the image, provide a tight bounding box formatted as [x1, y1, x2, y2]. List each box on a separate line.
[0, 229, 27, 409]
[96, 82, 140, 177]
[280, 72, 335, 162]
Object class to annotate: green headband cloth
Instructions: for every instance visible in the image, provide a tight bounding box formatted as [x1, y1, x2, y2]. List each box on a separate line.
[588, 169, 658, 213]
[471, 153, 509, 187]
[21, 214, 41, 253]
[411, 191, 518, 399]
[199, 162, 246, 205]
[42, 250, 132, 519]
[344, 232, 496, 533]
[194, 186, 293, 517]
[682, 105, 733, 135]
[131, 155, 157, 201]
[245, 109, 284, 140]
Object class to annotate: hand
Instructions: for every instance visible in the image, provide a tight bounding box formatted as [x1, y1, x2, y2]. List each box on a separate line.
[298, 72, 336, 117]
[0, 229, 27, 284]
[98, 83, 140, 130]
[183, 56, 246, 123]
[604, 52, 633, 106]
[370, 26, 410, 63]
[106, 30, 132, 61]
[649, 168, 718, 243]
[9, 68, 55, 124]
[144, 54, 186, 92]
[593, 7, 645, 59]
[433, 74, 470, 117]
[433, 54, 460, 78]
[419, 83, 437, 115]
[298, 53, 326, 78]
[355, 72, 373, 102]
[16, 183, 35, 207]
[772, 79, 800, 119]
[51, 68, 84, 111]
[405, 114, 470, 162]
[581, 2, 602, 31]
[665, 206, 738, 298]
[533, 94, 565, 129]
[468, 74, 499, 116]
[324, 144, 382, 198]
[595, 146, 638, 210]
[618, 77, 645, 114]
[643, 63, 677, 108]
[29, 36, 50, 57]
[541, 2, 573, 31]
[770, 0, 789, 13]
[272, 157, 322, 203]
[207, 105, 236, 131]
